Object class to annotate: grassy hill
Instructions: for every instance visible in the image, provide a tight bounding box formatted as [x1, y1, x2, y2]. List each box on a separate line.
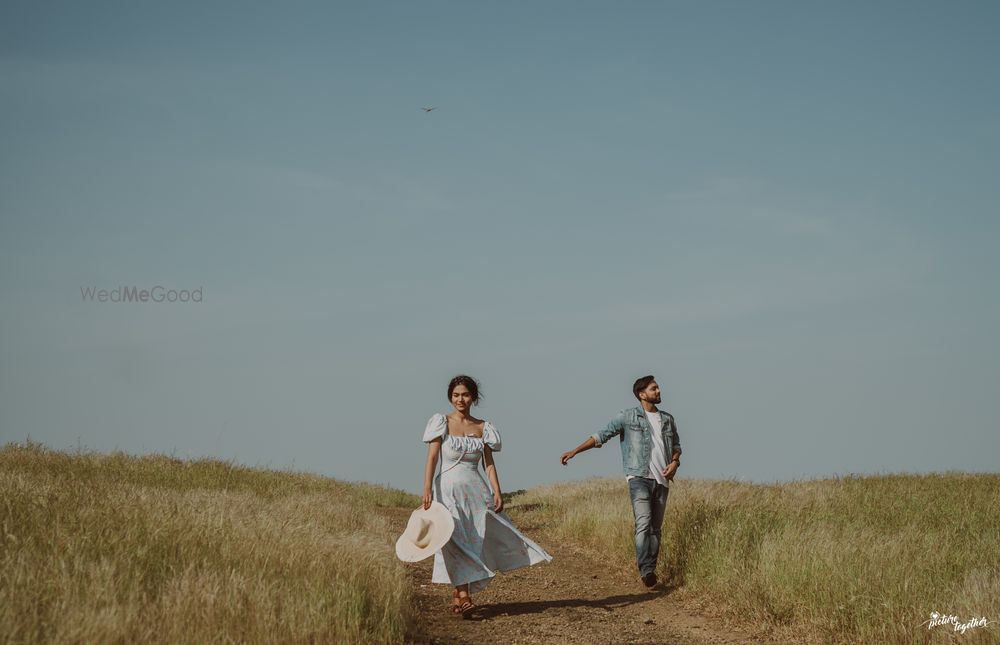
[512, 474, 1000, 644]
[0, 442, 418, 644]
[3, 442, 998, 644]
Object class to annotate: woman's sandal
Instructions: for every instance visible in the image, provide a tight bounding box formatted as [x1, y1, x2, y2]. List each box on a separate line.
[457, 597, 476, 618]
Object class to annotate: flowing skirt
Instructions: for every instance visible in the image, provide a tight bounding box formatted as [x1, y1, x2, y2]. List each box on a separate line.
[432, 463, 552, 593]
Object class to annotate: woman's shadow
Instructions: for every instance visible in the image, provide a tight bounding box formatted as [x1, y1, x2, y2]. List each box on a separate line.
[470, 586, 674, 620]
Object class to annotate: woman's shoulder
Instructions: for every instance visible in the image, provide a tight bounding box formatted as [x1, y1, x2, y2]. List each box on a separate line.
[422, 413, 448, 442]
[482, 420, 501, 450]
[465, 415, 488, 437]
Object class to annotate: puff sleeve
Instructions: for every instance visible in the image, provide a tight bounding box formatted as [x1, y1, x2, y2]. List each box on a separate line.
[483, 422, 502, 452]
[422, 413, 447, 443]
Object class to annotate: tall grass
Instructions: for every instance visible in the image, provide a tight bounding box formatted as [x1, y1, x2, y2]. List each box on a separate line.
[514, 474, 1000, 644]
[0, 441, 419, 644]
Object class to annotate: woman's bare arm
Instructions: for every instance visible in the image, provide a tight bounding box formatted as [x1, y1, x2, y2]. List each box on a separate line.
[422, 439, 441, 509]
[483, 447, 503, 513]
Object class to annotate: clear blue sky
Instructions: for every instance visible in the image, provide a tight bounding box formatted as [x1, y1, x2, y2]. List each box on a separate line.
[2, 1, 997, 492]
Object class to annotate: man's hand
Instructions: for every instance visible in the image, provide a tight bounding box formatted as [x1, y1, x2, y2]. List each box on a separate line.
[662, 461, 679, 481]
[561, 437, 597, 465]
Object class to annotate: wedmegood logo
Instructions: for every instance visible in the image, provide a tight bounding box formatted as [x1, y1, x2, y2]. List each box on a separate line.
[80, 286, 203, 303]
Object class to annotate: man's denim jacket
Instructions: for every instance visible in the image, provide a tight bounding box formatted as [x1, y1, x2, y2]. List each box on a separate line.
[591, 406, 682, 477]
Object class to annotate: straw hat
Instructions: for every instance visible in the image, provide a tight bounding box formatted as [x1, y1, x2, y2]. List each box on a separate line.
[395, 501, 455, 562]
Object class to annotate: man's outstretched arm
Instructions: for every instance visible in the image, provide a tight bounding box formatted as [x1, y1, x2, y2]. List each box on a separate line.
[560, 436, 597, 465]
[561, 414, 624, 465]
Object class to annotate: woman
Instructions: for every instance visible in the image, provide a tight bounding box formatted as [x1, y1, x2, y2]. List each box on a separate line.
[421, 374, 552, 616]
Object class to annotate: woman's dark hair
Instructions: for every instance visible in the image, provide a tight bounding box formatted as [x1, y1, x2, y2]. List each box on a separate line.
[632, 375, 656, 400]
[448, 374, 483, 405]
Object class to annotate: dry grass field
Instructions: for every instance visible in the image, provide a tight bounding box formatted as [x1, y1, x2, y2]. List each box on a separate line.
[514, 474, 1000, 644]
[3, 441, 997, 644]
[0, 441, 418, 644]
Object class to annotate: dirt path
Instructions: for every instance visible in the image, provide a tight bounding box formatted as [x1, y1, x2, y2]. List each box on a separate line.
[387, 507, 785, 645]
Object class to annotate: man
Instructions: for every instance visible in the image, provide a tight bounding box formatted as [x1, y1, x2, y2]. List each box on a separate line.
[560, 375, 681, 588]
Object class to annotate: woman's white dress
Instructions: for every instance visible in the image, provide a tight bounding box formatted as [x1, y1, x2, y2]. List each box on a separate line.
[423, 413, 552, 593]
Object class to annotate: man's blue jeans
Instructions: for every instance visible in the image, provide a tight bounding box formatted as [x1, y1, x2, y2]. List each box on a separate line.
[628, 477, 669, 577]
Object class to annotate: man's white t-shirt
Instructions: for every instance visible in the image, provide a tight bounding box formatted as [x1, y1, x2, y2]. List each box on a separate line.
[626, 409, 670, 488]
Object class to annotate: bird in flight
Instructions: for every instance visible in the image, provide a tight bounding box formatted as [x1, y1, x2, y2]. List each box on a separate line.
[421, 107, 436, 112]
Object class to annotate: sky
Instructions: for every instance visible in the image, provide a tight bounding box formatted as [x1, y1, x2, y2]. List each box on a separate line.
[1, 1, 998, 494]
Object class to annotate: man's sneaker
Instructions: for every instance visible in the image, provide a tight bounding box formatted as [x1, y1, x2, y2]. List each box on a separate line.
[641, 572, 657, 588]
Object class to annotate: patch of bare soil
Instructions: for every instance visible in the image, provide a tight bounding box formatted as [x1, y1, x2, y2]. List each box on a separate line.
[385, 507, 787, 645]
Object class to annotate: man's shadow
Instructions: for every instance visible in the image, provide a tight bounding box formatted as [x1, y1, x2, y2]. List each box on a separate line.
[469, 586, 674, 620]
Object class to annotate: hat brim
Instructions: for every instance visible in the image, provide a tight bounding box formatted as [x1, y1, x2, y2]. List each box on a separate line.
[395, 501, 455, 562]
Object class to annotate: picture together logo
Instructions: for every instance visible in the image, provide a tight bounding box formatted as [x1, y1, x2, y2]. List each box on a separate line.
[80, 285, 203, 303]
[922, 612, 991, 635]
